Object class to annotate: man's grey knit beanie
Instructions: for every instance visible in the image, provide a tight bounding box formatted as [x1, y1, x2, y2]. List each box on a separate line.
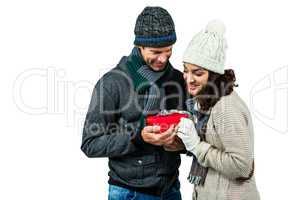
[134, 6, 176, 48]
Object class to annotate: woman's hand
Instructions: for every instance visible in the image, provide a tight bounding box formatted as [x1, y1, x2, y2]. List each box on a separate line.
[176, 118, 201, 154]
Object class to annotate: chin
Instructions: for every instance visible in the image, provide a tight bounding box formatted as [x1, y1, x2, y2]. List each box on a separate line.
[186, 85, 200, 96]
[188, 89, 200, 97]
[150, 62, 166, 71]
[152, 66, 166, 71]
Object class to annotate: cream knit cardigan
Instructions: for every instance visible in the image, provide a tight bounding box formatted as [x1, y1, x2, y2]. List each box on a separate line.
[191, 91, 260, 200]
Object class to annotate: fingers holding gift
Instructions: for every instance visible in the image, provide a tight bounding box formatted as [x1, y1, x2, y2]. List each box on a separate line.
[141, 125, 176, 146]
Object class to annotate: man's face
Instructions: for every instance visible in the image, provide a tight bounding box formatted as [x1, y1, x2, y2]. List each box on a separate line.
[139, 46, 172, 71]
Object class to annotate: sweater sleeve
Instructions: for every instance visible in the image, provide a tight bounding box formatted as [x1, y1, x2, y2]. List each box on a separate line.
[81, 77, 141, 158]
[193, 95, 253, 180]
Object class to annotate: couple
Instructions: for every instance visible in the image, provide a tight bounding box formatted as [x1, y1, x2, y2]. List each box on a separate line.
[81, 6, 260, 200]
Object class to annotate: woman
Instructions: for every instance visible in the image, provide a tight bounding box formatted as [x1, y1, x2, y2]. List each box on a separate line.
[176, 20, 260, 200]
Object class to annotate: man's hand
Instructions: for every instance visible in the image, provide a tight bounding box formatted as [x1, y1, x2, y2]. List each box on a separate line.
[141, 125, 176, 146]
[163, 136, 185, 152]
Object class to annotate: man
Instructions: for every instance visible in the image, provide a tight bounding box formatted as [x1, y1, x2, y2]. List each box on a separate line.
[81, 6, 186, 200]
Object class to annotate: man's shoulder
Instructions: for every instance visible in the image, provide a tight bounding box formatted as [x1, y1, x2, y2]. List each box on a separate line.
[102, 67, 128, 82]
[94, 58, 132, 92]
[171, 67, 183, 77]
[171, 66, 183, 74]
[166, 65, 184, 83]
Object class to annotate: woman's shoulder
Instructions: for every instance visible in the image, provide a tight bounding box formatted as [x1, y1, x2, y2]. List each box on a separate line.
[212, 91, 251, 120]
[213, 91, 237, 109]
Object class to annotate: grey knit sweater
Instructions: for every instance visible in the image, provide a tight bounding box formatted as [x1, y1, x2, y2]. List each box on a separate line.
[192, 91, 260, 200]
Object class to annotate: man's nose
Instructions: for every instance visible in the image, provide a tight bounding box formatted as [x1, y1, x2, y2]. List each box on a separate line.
[157, 54, 167, 63]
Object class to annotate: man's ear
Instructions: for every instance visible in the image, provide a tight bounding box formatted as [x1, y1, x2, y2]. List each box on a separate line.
[136, 45, 144, 50]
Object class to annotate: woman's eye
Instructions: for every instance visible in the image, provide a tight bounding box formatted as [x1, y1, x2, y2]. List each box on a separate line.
[195, 72, 203, 76]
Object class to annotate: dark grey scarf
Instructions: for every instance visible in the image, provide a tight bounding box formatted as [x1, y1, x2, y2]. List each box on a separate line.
[137, 65, 165, 115]
[186, 98, 211, 185]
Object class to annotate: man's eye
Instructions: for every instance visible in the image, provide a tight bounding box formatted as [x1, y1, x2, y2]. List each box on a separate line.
[152, 51, 160, 55]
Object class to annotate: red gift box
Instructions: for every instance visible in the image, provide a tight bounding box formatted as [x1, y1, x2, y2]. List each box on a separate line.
[146, 112, 189, 133]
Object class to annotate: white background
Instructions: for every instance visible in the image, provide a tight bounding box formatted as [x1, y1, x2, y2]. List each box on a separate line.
[0, 0, 299, 199]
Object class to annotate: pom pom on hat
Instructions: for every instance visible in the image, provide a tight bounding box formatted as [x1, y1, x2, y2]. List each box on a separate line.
[205, 19, 226, 37]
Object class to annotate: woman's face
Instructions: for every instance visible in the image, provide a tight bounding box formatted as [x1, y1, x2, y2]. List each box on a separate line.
[183, 63, 209, 97]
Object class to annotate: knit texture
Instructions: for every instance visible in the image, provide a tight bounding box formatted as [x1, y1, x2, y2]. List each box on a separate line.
[134, 6, 176, 47]
[191, 91, 260, 200]
[183, 20, 227, 74]
[125, 47, 171, 115]
[185, 98, 210, 185]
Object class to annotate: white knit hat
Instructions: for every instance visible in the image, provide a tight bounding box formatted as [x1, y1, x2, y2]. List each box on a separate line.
[183, 19, 227, 74]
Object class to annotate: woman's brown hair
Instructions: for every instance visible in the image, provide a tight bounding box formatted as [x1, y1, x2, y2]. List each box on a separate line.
[195, 69, 238, 112]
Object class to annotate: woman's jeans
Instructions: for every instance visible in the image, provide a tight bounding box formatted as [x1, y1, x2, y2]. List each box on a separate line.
[108, 180, 182, 200]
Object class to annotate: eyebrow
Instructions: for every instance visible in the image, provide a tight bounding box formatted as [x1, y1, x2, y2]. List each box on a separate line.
[150, 50, 162, 53]
[150, 48, 171, 53]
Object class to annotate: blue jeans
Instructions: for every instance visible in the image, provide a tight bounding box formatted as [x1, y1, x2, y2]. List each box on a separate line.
[108, 181, 182, 200]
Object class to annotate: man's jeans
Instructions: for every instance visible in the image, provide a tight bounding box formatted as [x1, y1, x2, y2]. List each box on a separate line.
[108, 181, 182, 200]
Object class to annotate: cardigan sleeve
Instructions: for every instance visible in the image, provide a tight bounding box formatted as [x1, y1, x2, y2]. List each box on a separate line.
[193, 95, 254, 180]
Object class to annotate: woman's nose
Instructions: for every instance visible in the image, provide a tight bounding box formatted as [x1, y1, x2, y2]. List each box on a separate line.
[186, 73, 195, 83]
